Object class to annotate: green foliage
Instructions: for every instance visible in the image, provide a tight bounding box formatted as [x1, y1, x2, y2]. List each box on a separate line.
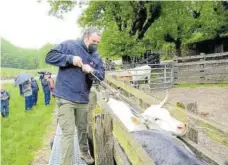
[1, 83, 55, 165]
[47, 1, 228, 58]
[99, 24, 145, 58]
[1, 38, 54, 69]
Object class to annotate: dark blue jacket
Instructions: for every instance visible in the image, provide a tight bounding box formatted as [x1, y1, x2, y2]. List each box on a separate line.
[31, 80, 39, 92]
[41, 78, 50, 92]
[1, 90, 10, 106]
[45, 40, 105, 103]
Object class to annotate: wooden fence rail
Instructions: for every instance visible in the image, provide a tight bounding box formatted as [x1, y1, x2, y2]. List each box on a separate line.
[174, 52, 228, 84]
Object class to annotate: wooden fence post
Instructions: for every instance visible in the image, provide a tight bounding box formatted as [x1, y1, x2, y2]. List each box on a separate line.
[173, 56, 178, 84]
[92, 91, 114, 165]
[199, 53, 206, 83]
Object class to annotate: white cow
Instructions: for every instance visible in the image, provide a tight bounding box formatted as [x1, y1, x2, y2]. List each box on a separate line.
[107, 98, 147, 132]
[107, 91, 186, 136]
[127, 65, 151, 84]
[115, 65, 151, 88]
[141, 90, 186, 136]
[107, 94, 206, 165]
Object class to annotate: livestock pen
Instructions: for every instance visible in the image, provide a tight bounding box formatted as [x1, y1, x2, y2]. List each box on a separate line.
[49, 76, 227, 165]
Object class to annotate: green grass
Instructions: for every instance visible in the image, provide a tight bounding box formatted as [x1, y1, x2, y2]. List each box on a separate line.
[1, 83, 55, 165]
[174, 83, 228, 88]
[1, 67, 58, 79]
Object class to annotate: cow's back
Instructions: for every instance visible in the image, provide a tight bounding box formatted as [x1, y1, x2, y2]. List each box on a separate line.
[132, 130, 206, 165]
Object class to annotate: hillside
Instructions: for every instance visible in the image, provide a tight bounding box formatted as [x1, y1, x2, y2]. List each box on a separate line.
[1, 38, 54, 69]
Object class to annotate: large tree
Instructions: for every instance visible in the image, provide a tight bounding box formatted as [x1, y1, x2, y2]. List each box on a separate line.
[46, 1, 228, 57]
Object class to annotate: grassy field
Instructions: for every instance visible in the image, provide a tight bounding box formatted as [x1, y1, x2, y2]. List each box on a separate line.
[1, 67, 58, 79]
[1, 83, 55, 165]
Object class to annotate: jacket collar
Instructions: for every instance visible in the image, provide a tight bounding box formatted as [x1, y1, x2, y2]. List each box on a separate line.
[81, 40, 89, 53]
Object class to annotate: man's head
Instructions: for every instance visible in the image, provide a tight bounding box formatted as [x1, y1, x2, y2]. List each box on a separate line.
[83, 28, 101, 54]
[44, 72, 51, 79]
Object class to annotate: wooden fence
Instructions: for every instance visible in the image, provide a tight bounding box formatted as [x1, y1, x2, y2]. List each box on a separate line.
[105, 76, 228, 164]
[174, 52, 228, 84]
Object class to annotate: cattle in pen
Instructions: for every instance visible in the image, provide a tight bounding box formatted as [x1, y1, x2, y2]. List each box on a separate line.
[107, 94, 206, 165]
[114, 65, 151, 88]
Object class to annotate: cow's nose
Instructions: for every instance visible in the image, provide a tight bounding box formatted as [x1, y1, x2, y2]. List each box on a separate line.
[177, 123, 185, 131]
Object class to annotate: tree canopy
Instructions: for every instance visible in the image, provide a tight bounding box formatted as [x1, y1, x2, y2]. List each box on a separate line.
[47, 1, 228, 57]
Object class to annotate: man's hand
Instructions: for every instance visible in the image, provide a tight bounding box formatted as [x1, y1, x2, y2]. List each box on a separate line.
[72, 56, 83, 67]
[82, 64, 94, 74]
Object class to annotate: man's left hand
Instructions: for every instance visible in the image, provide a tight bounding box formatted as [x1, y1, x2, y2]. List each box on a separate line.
[82, 64, 94, 74]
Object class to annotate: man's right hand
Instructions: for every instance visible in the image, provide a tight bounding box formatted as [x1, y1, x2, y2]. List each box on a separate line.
[72, 56, 83, 67]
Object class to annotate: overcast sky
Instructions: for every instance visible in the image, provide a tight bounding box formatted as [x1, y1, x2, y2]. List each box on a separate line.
[0, 0, 86, 49]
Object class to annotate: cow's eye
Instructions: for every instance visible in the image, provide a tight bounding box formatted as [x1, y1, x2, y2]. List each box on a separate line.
[154, 118, 159, 121]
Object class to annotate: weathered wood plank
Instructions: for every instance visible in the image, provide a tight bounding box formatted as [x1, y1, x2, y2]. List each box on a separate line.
[176, 52, 228, 60]
[90, 90, 114, 165]
[113, 137, 131, 165]
[177, 59, 228, 66]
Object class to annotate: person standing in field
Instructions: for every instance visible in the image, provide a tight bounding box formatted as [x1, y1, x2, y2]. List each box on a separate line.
[45, 28, 105, 165]
[22, 80, 33, 111]
[41, 73, 51, 105]
[0, 87, 10, 118]
[31, 77, 39, 106]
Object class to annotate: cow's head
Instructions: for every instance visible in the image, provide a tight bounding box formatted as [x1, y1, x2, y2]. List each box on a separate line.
[142, 105, 186, 137]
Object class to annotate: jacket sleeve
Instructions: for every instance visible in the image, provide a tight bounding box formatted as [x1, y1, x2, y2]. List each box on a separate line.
[45, 41, 74, 67]
[89, 57, 105, 81]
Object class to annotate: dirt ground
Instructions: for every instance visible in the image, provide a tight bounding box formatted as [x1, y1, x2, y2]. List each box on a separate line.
[150, 87, 228, 126]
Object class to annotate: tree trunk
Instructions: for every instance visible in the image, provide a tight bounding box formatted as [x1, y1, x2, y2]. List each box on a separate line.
[175, 39, 181, 57]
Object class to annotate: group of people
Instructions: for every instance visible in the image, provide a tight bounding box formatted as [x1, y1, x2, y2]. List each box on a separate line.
[19, 72, 55, 111]
[0, 72, 55, 118]
[2, 28, 105, 164]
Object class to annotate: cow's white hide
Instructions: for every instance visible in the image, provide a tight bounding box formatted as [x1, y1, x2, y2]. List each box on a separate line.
[107, 98, 147, 132]
[107, 97, 186, 136]
[127, 65, 151, 83]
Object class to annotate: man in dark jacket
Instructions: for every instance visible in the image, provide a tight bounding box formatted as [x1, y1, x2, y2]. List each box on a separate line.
[0, 88, 10, 118]
[45, 28, 105, 165]
[31, 77, 39, 106]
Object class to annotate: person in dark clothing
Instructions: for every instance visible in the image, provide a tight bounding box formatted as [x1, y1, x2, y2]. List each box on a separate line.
[31, 77, 39, 106]
[22, 80, 33, 111]
[45, 28, 105, 165]
[0, 88, 10, 118]
[19, 84, 23, 96]
[41, 73, 51, 105]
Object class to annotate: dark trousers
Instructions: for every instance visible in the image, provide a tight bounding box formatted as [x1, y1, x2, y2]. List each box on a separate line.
[25, 95, 33, 111]
[1, 104, 9, 117]
[44, 90, 50, 105]
[32, 91, 38, 106]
